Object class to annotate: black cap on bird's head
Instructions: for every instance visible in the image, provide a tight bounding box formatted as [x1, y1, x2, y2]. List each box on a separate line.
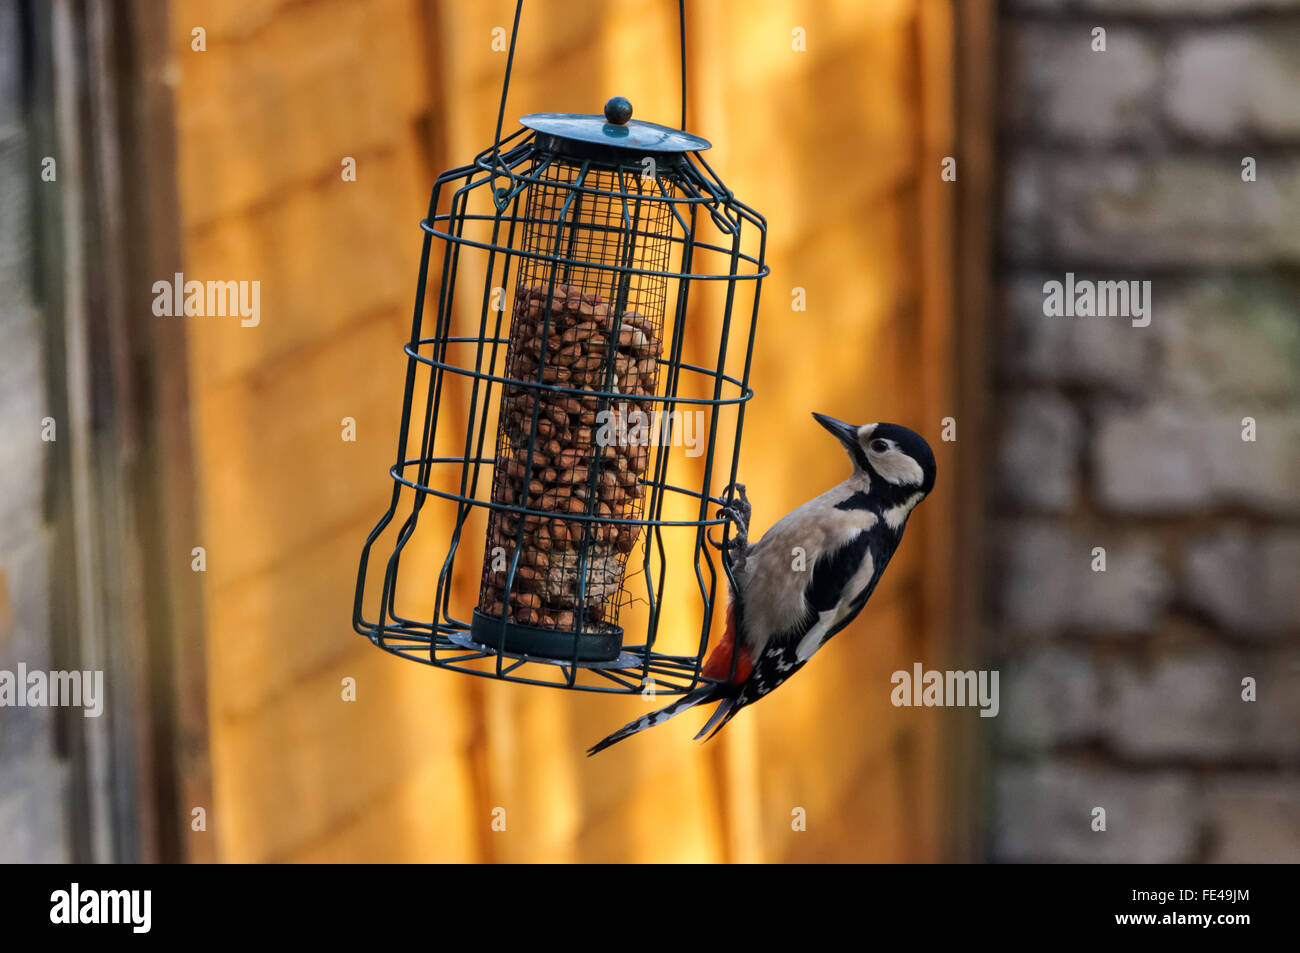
[813, 413, 937, 499]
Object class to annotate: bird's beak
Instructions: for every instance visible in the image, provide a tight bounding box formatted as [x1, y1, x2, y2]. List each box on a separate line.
[812, 412, 860, 449]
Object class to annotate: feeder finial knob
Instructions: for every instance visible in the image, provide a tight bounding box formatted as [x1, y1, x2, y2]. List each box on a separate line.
[604, 96, 633, 125]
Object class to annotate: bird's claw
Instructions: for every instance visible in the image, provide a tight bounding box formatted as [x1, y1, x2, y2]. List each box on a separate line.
[721, 483, 750, 533]
[716, 483, 751, 579]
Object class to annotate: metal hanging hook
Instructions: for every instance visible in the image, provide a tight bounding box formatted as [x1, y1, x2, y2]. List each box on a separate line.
[490, 0, 690, 160]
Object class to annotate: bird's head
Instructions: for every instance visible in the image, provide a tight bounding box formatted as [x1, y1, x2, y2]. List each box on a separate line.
[812, 413, 937, 501]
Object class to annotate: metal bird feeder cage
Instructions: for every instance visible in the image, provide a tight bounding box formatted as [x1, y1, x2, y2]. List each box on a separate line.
[353, 1, 766, 695]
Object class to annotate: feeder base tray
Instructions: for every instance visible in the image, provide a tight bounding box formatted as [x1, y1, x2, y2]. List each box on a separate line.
[469, 608, 623, 663]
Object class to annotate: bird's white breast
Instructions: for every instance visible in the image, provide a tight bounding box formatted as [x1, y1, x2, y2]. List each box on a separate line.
[741, 478, 878, 655]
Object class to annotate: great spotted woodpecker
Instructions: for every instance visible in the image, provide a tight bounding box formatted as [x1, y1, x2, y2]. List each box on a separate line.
[588, 413, 937, 755]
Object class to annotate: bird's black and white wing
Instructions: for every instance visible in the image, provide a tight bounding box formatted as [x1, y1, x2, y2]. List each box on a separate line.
[721, 520, 902, 724]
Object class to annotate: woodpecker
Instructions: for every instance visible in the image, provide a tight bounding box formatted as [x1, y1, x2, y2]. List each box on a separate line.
[588, 413, 936, 755]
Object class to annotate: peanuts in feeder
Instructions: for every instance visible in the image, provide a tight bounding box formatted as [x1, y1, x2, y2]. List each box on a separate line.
[479, 282, 661, 635]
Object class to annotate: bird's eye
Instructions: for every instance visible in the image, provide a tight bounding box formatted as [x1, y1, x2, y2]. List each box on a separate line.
[870, 439, 890, 453]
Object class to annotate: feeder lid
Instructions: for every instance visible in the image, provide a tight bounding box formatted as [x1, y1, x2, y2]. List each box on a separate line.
[521, 96, 711, 154]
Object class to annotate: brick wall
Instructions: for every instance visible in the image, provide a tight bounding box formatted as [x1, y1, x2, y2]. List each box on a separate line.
[989, 0, 1300, 862]
[0, 0, 70, 864]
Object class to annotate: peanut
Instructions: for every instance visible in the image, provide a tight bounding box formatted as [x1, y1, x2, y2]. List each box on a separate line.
[480, 281, 665, 631]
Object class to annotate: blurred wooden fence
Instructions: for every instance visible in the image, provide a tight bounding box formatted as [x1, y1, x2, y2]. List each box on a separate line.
[171, 0, 960, 862]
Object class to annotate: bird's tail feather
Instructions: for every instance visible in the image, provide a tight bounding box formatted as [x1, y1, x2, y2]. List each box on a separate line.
[693, 696, 736, 741]
[587, 685, 722, 756]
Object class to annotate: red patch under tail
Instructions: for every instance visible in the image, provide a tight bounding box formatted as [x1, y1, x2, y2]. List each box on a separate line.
[701, 602, 752, 684]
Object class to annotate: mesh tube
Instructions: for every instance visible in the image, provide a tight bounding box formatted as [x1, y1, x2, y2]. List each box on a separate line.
[478, 159, 674, 648]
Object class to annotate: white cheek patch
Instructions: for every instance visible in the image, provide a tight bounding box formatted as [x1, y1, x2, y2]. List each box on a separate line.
[884, 492, 925, 529]
[870, 450, 925, 486]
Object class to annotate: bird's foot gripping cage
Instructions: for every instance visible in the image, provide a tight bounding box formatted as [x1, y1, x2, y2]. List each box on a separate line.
[353, 2, 766, 695]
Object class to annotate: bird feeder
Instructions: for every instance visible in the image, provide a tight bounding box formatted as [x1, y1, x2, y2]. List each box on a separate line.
[353, 1, 766, 695]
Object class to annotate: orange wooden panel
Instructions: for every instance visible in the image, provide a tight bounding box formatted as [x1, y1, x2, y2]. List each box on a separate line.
[172, 0, 963, 863]
[170, 0, 429, 227]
